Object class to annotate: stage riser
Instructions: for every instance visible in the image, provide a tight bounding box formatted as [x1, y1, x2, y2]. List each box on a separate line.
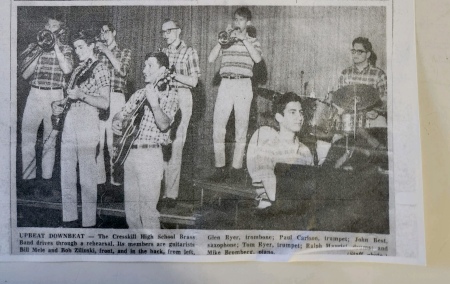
[17, 200, 196, 227]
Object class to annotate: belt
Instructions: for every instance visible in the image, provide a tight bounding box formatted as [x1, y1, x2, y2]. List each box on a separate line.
[71, 101, 92, 108]
[131, 144, 160, 149]
[112, 89, 124, 94]
[31, 85, 63, 90]
[221, 75, 250, 80]
[170, 85, 190, 89]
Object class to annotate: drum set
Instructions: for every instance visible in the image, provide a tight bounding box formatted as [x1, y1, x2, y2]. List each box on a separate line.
[257, 84, 383, 138]
[309, 84, 382, 137]
[256, 84, 387, 167]
[308, 84, 387, 165]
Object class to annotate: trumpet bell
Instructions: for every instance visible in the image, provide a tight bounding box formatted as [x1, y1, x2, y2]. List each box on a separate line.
[218, 30, 232, 46]
[18, 28, 66, 75]
[37, 29, 56, 52]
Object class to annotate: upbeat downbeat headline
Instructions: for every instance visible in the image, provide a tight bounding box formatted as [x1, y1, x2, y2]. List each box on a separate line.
[13, 229, 391, 257]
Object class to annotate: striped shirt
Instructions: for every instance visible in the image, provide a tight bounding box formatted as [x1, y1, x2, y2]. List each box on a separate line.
[98, 43, 131, 93]
[29, 44, 74, 88]
[338, 64, 388, 109]
[247, 126, 313, 185]
[120, 87, 179, 146]
[220, 36, 262, 78]
[162, 40, 201, 88]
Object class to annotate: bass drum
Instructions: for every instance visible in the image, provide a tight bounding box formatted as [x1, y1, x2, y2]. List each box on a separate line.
[303, 98, 339, 142]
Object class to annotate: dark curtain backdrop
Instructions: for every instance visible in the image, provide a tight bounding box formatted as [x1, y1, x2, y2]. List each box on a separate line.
[17, 5, 386, 177]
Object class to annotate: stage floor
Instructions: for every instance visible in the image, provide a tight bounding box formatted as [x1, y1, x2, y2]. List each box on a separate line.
[16, 175, 389, 234]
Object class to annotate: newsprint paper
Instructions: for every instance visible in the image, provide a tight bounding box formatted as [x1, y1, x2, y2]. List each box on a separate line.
[0, 0, 425, 264]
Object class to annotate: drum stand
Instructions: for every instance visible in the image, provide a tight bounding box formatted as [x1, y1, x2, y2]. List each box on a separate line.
[343, 96, 360, 156]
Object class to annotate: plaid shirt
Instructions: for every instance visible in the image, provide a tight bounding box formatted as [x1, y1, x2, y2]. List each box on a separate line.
[97, 42, 131, 93]
[338, 64, 388, 109]
[120, 87, 179, 146]
[162, 40, 200, 88]
[29, 44, 74, 88]
[71, 60, 110, 98]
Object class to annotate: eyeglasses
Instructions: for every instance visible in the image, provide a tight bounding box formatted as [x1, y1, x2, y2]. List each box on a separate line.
[351, 49, 367, 55]
[160, 28, 179, 35]
[100, 29, 111, 34]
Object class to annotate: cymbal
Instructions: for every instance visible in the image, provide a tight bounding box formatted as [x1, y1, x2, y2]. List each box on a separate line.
[332, 84, 381, 111]
[255, 87, 282, 101]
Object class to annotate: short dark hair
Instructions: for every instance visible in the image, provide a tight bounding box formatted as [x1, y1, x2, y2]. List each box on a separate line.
[273, 92, 302, 116]
[234, 6, 252, 21]
[71, 29, 96, 45]
[163, 19, 182, 29]
[45, 14, 67, 34]
[101, 22, 116, 33]
[46, 13, 65, 25]
[145, 52, 170, 69]
[352, 37, 378, 66]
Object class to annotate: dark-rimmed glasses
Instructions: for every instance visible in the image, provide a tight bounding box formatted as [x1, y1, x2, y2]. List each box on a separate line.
[160, 28, 179, 35]
[351, 49, 367, 55]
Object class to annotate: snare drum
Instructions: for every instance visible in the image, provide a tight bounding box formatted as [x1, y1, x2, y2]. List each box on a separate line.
[335, 112, 366, 134]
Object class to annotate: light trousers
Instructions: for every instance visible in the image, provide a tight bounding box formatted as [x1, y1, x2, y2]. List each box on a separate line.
[164, 88, 192, 199]
[213, 78, 253, 169]
[61, 105, 100, 227]
[124, 147, 163, 229]
[21, 87, 63, 180]
[97, 91, 126, 184]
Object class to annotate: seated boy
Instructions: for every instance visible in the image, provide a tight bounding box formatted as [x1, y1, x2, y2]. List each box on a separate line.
[246, 92, 313, 209]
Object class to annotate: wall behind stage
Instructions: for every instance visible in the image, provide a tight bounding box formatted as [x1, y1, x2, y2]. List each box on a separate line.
[17, 5, 386, 177]
[110, 5, 387, 177]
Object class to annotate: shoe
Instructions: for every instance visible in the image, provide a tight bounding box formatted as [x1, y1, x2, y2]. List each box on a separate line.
[207, 167, 229, 183]
[111, 173, 122, 186]
[17, 179, 37, 198]
[229, 168, 245, 183]
[111, 165, 124, 185]
[110, 184, 124, 203]
[255, 192, 272, 209]
[257, 199, 272, 209]
[110, 179, 122, 186]
[61, 220, 79, 228]
[82, 225, 97, 229]
[37, 179, 54, 197]
[156, 200, 164, 212]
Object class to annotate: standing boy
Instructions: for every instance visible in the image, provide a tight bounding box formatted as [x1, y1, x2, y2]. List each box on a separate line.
[161, 19, 200, 207]
[208, 7, 262, 182]
[96, 23, 131, 185]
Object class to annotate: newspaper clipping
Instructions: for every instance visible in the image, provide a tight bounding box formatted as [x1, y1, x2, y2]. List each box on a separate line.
[2, 0, 424, 264]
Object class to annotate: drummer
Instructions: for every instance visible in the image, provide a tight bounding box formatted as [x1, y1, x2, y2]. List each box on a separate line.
[316, 37, 388, 170]
[338, 37, 387, 128]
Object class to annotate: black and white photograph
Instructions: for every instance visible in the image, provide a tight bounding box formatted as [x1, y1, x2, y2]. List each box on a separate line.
[5, 0, 424, 263]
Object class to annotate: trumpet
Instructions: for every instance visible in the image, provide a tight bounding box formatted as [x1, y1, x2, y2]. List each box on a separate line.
[218, 27, 240, 47]
[18, 28, 68, 75]
[218, 25, 257, 48]
[94, 35, 107, 53]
